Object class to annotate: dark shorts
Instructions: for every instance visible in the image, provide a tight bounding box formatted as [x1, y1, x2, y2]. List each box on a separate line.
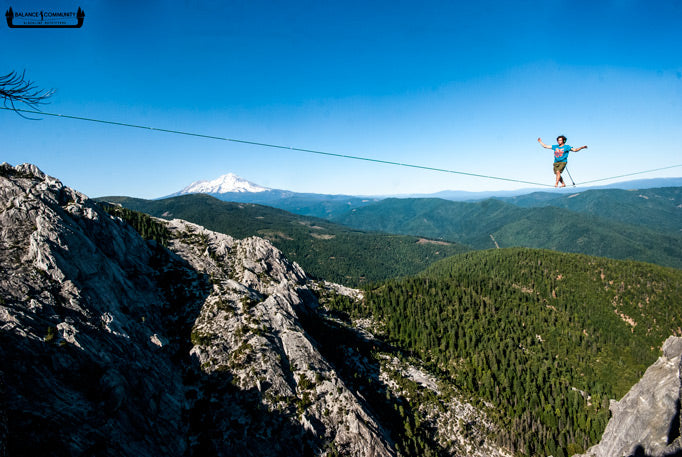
[553, 161, 567, 173]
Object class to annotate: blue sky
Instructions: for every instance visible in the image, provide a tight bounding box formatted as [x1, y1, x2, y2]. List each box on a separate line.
[3, 0, 682, 198]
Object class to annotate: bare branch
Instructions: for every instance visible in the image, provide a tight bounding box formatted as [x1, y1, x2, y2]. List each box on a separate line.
[0, 70, 55, 119]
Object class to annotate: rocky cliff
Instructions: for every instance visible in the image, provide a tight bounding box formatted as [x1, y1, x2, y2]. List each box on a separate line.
[574, 336, 682, 457]
[0, 163, 508, 456]
[0, 163, 393, 456]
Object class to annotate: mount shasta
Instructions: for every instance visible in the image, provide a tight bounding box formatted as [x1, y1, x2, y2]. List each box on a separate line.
[175, 173, 270, 194]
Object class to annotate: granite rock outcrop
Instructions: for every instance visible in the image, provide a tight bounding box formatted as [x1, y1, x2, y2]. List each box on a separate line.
[574, 336, 682, 457]
[0, 163, 393, 456]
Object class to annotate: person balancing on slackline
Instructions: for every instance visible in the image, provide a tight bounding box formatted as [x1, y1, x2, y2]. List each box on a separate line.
[537, 135, 588, 187]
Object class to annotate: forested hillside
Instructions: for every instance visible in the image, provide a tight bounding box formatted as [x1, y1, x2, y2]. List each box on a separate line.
[99, 195, 468, 286]
[329, 196, 682, 269]
[179, 189, 380, 219]
[327, 248, 682, 456]
[500, 187, 681, 233]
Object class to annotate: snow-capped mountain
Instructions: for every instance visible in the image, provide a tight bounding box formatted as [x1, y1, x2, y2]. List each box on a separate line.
[178, 173, 269, 194]
[167, 173, 377, 219]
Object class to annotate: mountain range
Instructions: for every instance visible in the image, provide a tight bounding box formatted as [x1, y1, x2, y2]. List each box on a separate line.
[106, 174, 682, 273]
[162, 172, 682, 220]
[100, 194, 469, 286]
[3, 163, 682, 457]
[329, 193, 682, 270]
[166, 173, 381, 219]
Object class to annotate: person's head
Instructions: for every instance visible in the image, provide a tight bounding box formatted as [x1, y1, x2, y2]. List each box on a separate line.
[557, 135, 567, 145]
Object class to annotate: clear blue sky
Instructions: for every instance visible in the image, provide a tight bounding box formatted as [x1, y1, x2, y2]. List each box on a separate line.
[3, 0, 682, 198]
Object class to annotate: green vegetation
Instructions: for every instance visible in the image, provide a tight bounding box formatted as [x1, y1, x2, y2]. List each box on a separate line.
[44, 326, 57, 343]
[327, 248, 682, 456]
[502, 187, 682, 233]
[297, 373, 314, 391]
[98, 195, 468, 286]
[329, 193, 682, 269]
[100, 203, 171, 246]
[190, 329, 214, 347]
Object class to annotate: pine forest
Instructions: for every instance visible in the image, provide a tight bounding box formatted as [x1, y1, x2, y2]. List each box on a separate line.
[326, 248, 682, 456]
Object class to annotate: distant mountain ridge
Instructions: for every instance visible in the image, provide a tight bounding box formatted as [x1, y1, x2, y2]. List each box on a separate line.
[164, 172, 682, 220]
[170, 173, 682, 201]
[165, 173, 378, 219]
[498, 187, 682, 233]
[418, 176, 682, 200]
[116, 182, 682, 271]
[329, 194, 682, 270]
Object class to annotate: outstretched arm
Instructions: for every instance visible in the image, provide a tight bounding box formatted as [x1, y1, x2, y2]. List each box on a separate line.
[571, 145, 588, 152]
[537, 138, 552, 149]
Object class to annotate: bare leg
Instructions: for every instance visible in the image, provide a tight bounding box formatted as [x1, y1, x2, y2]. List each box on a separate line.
[555, 170, 562, 187]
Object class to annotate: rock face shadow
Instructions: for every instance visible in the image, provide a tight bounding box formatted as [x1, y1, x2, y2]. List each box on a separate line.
[185, 367, 319, 457]
[1, 237, 317, 457]
[669, 398, 681, 445]
[629, 445, 682, 457]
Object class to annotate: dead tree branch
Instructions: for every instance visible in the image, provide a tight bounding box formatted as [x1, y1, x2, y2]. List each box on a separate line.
[0, 70, 54, 119]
